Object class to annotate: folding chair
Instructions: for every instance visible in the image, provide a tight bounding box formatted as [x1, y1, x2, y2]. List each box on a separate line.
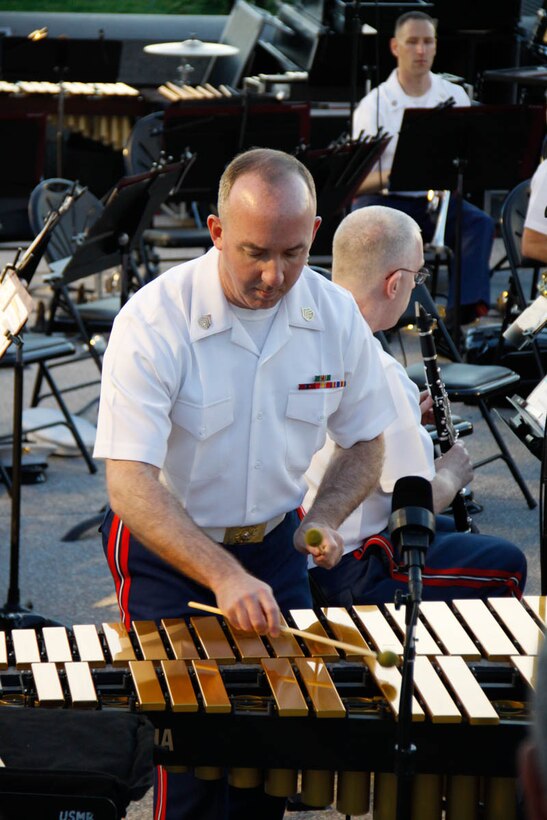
[28, 178, 116, 372]
[498, 177, 545, 381]
[405, 284, 536, 509]
[499, 178, 542, 308]
[0, 333, 97, 475]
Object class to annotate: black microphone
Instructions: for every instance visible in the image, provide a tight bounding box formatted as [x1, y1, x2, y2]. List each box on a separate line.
[388, 476, 435, 602]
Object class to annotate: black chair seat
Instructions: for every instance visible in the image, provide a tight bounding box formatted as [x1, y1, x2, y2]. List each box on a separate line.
[406, 362, 521, 396]
[143, 226, 212, 249]
[0, 333, 96, 473]
[0, 334, 75, 367]
[75, 296, 120, 323]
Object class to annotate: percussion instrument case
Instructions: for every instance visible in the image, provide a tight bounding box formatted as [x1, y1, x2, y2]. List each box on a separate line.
[0, 710, 154, 819]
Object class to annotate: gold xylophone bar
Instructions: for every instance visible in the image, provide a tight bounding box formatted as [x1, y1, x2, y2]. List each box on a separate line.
[4, 596, 546, 675]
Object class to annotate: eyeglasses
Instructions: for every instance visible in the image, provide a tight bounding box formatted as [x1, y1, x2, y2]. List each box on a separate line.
[385, 266, 431, 286]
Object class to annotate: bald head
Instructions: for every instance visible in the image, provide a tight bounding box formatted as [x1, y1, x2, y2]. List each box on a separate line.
[218, 148, 316, 221]
[333, 206, 421, 291]
[332, 206, 423, 332]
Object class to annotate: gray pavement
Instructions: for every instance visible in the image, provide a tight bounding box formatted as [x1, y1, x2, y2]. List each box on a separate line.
[0, 240, 542, 819]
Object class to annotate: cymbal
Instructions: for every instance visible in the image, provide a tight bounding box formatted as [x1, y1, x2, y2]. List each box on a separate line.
[144, 38, 239, 58]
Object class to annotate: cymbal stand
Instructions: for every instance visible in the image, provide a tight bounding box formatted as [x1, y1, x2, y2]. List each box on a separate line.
[54, 63, 68, 177]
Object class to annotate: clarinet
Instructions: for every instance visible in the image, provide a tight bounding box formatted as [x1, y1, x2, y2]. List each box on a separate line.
[415, 303, 473, 533]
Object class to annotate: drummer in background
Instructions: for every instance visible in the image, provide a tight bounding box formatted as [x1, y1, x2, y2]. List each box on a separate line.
[351, 10, 494, 336]
[93, 148, 395, 820]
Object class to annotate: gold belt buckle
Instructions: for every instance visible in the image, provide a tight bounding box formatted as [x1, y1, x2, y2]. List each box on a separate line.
[223, 523, 267, 545]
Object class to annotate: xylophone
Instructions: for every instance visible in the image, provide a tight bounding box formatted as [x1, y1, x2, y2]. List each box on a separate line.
[157, 81, 239, 103]
[0, 597, 543, 819]
[0, 80, 143, 151]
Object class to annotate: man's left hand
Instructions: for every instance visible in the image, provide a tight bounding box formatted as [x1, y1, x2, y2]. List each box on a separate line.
[294, 522, 344, 569]
[419, 390, 435, 425]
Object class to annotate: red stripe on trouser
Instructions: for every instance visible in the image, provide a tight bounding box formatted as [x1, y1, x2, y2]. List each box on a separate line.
[355, 534, 522, 596]
[154, 765, 167, 820]
[107, 520, 167, 817]
[105, 513, 133, 629]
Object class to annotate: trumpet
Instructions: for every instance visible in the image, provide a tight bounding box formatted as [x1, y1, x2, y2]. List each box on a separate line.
[427, 189, 451, 252]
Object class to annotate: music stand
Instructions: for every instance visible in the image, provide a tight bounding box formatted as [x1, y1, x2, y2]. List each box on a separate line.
[57, 155, 195, 308]
[0, 266, 58, 628]
[300, 132, 390, 258]
[163, 100, 310, 203]
[389, 103, 545, 349]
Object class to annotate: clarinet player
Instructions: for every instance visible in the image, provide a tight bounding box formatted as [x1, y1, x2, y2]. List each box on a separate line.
[305, 206, 526, 606]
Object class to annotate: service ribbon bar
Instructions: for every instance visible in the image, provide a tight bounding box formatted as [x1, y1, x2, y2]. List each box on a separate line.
[298, 377, 347, 390]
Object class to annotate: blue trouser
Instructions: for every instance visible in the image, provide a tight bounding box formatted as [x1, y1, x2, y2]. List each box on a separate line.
[352, 193, 494, 311]
[309, 515, 527, 607]
[101, 508, 312, 820]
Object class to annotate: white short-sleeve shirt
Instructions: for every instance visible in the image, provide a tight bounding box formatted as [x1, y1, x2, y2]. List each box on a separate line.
[352, 70, 470, 194]
[304, 338, 435, 558]
[524, 160, 547, 236]
[94, 248, 397, 529]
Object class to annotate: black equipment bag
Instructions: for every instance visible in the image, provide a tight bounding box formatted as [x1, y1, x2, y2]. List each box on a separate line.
[0, 709, 154, 820]
[465, 323, 547, 397]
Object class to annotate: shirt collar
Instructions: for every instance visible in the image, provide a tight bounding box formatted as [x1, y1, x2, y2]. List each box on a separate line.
[284, 268, 324, 331]
[189, 248, 233, 342]
[384, 69, 437, 108]
[189, 252, 325, 341]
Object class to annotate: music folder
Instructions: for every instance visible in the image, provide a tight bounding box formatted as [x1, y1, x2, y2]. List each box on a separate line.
[504, 379, 547, 461]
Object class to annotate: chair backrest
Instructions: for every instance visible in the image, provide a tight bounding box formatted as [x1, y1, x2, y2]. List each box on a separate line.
[28, 178, 104, 263]
[123, 111, 164, 177]
[500, 178, 532, 271]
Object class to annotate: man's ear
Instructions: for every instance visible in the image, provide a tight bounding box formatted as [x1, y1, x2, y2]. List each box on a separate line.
[207, 214, 223, 249]
[311, 216, 322, 244]
[385, 271, 401, 300]
[389, 36, 399, 60]
[519, 740, 547, 820]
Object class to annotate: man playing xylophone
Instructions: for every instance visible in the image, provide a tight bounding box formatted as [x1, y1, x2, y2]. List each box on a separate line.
[93, 148, 397, 820]
[306, 206, 526, 606]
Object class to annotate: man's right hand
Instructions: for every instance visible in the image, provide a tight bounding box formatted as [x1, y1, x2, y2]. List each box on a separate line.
[214, 573, 282, 637]
[435, 439, 473, 492]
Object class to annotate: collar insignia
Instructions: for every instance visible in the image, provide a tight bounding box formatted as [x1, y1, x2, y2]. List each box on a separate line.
[301, 307, 314, 321]
[198, 314, 212, 330]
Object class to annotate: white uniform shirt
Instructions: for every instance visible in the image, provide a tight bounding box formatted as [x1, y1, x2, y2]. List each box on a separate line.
[524, 160, 547, 236]
[304, 338, 435, 559]
[352, 70, 470, 194]
[94, 248, 396, 529]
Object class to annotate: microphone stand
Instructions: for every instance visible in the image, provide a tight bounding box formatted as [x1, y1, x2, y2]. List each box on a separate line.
[394, 548, 424, 820]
